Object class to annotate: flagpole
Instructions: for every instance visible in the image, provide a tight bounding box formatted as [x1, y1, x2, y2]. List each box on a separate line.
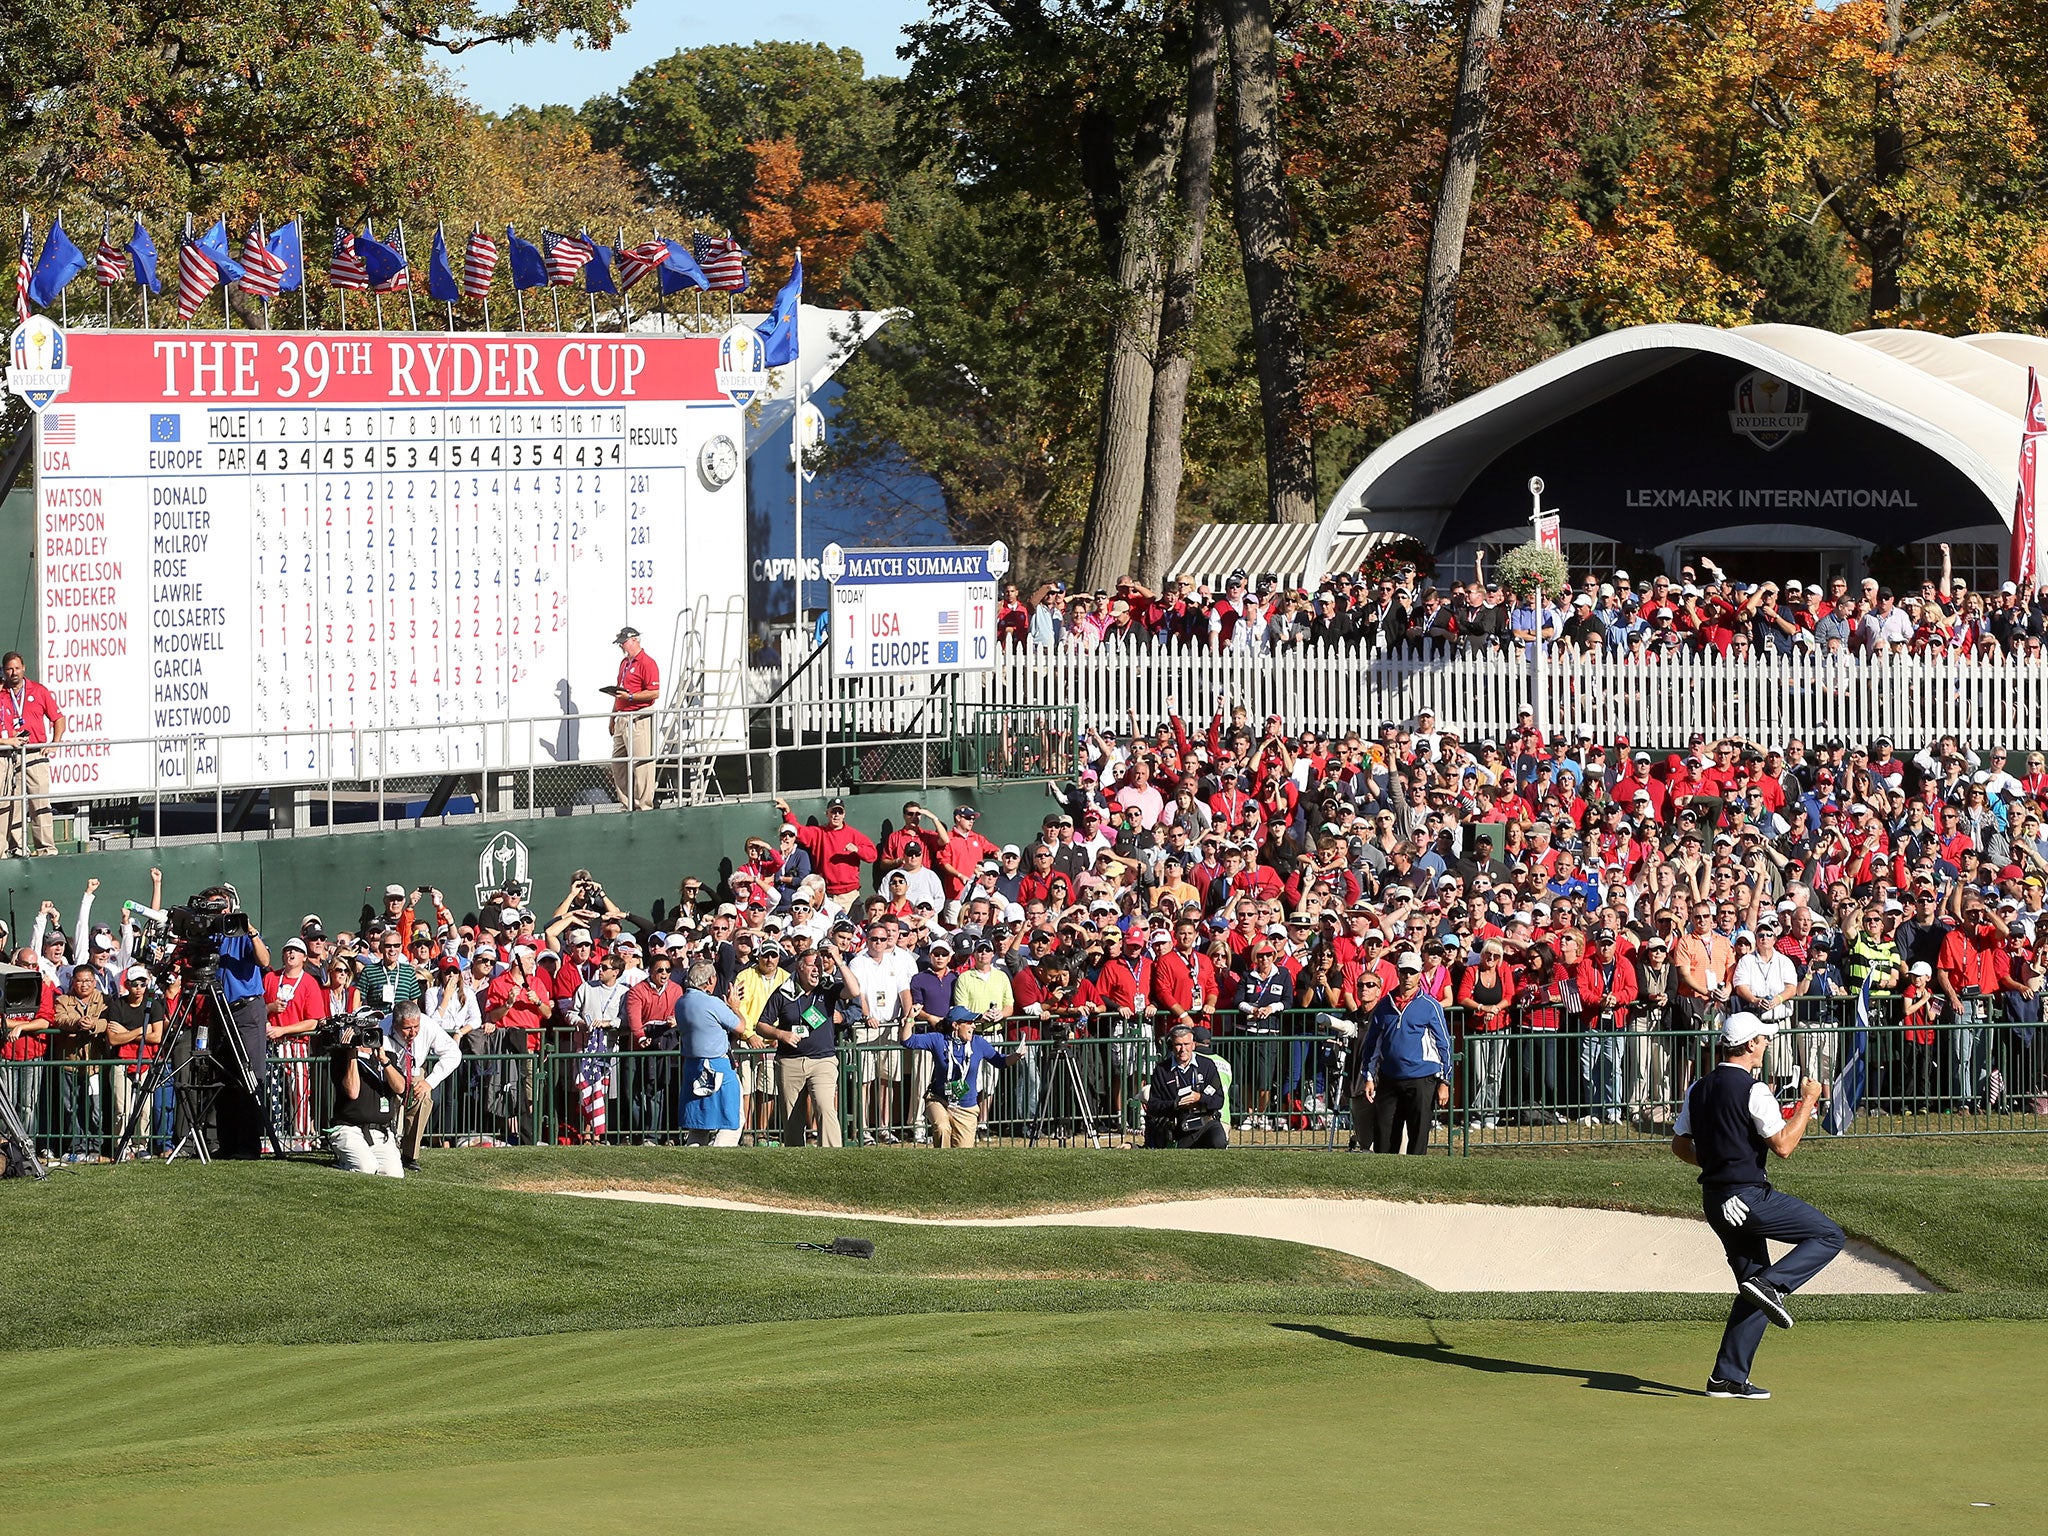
[792, 248, 804, 635]
[474, 222, 488, 333]
[16, 209, 27, 327]
[56, 218, 67, 326]
[395, 219, 419, 330]
[615, 225, 632, 333]
[295, 214, 309, 331]
[336, 224, 349, 332]
[548, 279, 561, 331]
[103, 221, 113, 328]
[182, 214, 194, 331]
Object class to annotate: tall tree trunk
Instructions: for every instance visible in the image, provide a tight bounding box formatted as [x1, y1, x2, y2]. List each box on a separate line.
[1865, 0, 1910, 318]
[1075, 95, 1183, 591]
[1411, 0, 1504, 422]
[1221, 0, 1315, 525]
[1137, 0, 1222, 588]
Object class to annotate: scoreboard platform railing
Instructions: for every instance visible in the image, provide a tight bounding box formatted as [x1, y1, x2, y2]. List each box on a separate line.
[2, 697, 972, 849]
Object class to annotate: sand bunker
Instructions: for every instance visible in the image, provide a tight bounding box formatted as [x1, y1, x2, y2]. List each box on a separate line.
[565, 1190, 1936, 1294]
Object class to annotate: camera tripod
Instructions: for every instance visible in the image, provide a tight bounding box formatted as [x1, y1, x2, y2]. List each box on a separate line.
[1026, 1034, 1103, 1148]
[113, 968, 285, 1165]
[0, 1070, 46, 1178]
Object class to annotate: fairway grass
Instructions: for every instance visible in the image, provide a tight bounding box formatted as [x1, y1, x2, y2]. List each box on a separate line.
[2, 1312, 2039, 1535]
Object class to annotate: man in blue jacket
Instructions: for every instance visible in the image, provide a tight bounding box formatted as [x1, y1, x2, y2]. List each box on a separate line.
[1357, 951, 1452, 1154]
[899, 1005, 1015, 1147]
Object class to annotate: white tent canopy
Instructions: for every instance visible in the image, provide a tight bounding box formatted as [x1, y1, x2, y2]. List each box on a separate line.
[1305, 322, 2038, 585]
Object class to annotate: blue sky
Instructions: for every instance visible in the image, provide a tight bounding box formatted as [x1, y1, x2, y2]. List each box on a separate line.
[451, 2, 931, 112]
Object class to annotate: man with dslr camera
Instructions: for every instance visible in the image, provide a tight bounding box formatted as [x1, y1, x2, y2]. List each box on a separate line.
[1144, 1023, 1228, 1148]
[325, 1008, 407, 1177]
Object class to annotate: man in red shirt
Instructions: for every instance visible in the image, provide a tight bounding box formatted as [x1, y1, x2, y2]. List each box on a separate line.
[481, 945, 553, 1144]
[607, 626, 661, 811]
[920, 804, 997, 902]
[777, 797, 879, 912]
[622, 952, 686, 1140]
[1, 650, 67, 857]
[1150, 918, 1218, 1030]
[1936, 897, 2006, 1111]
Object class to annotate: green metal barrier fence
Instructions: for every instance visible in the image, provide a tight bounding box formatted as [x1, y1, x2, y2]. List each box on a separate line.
[955, 704, 1082, 786]
[9, 995, 2040, 1160]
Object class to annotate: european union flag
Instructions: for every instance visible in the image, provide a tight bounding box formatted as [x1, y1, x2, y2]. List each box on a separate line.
[757, 251, 802, 367]
[267, 219, 304, 292]
[426, 226, 461, 303]
[127, 218, 161, 293]
[583, 239, 617, 295]
[658, 238, 710, 295]
[28, 215, 85, 306]
[1823, 978, 1870, 1135]
[506, 226, 548, 290]
[195, 219, 247, 284]
[149, 414, 181, 443]
[354, 230, 406, 289]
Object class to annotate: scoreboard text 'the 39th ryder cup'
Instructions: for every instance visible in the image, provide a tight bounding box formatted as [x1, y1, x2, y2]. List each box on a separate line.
[35, 330, 747, 796]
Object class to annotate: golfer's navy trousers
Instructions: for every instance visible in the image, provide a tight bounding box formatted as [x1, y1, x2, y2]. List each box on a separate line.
[1702, 1185, 1845, 1384]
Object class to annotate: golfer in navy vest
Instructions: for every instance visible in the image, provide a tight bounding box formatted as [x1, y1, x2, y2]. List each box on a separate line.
[1673, 1011, 1843, 1399]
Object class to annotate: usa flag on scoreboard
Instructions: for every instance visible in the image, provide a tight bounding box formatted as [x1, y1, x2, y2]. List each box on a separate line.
[936, 610, 960, 638]
[42, 412, 74, 445]
[693, 233, 748, 292]
[461, 226, 498, 300]
[329, 225, 369, 291]
[92, 227, 124, 287]
[238, 226, 289, 300]
[543, 229, 596, 287]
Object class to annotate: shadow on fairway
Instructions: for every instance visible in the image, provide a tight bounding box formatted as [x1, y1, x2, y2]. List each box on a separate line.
[1274, 1323, 1702, 1396]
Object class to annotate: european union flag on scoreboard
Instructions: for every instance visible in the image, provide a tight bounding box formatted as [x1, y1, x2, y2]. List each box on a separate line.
[938, 642, 959, 665]
[150, 414, 180, 443]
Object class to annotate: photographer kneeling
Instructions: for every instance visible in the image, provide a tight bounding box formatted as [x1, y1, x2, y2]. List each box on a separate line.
[1144, 1024, 1228, 1148]
[322, 1011, 407, 1177]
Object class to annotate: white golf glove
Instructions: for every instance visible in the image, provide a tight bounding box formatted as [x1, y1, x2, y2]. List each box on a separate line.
[1720, 1194, 1751, 1228]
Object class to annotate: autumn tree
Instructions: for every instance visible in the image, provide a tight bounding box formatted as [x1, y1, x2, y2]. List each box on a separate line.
[741, 137, 890, 302]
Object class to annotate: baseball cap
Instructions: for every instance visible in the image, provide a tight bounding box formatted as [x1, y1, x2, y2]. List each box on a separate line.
[1395, 951, 1423, 972]
[384, 883, 406, 898]
[1720, 1011, 1777, 1047]
[281, 936, 308, 955]
[90, 933, 116, 952]
[613, 625, 641, 642]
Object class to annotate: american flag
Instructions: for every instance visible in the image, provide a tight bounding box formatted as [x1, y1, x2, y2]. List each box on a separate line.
[461, 226, 497, 300]
[16, 218, 31, 323]
[238, 226, 288, 300]
[693, 233, 747, 292]
[93, 227, 124, 286]
[936, 609, 961, 638]
[175, 237, 219, 322]
[543, 229, 595, 287]
[614, 239, 669, 291]
[329, 226, 369, 291]
[577, 1028, 610, 1137]
[42, 412, 74, 445]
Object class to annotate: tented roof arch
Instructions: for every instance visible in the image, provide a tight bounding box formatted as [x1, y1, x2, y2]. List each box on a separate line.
[1306, 322, 2028, 583]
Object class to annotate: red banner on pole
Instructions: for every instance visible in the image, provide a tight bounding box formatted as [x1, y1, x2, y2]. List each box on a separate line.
[1535, 512, 1560, 552]
[2015, 366, 2043, 590]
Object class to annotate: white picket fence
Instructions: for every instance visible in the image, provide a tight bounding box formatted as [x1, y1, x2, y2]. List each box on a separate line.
[770, 643, 2048, 749]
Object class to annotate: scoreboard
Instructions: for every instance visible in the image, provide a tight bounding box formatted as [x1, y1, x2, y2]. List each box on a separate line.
[823, 543, 1008, 677]
[33, 330, 748, 796]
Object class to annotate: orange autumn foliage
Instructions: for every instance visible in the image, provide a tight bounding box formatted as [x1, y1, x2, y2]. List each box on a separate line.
[740, 136, 887, 303]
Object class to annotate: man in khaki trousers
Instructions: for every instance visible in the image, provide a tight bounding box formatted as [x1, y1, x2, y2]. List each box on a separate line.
[605, 626, 660, 811]
[751, 949, 850, 1146]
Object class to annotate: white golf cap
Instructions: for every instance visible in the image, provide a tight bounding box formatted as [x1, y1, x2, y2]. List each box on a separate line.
[1395, 951, 1423, 973]
[385, 883, 407, 898]
[1720, 1011, 1777, 1047]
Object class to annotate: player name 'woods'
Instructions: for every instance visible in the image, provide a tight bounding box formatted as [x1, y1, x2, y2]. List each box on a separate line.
[148, 338, 650, 401]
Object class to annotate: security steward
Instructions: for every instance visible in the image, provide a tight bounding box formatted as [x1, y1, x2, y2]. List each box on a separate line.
[1144, 1023, 1228, 1148]
[1673, 1011, 1843, 1399]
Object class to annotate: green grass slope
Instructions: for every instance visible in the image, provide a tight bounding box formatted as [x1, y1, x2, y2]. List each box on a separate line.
[3, 1313, 2041, 1536]
[1, 1139, 2040, 1353]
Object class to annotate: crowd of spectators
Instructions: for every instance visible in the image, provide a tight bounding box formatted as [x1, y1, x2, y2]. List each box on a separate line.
[999, 544, 2048, 661]
[6, 697, 2046, 1164]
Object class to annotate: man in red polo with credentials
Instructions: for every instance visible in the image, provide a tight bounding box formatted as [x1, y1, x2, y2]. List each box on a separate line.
[1, 651, 66, 857]
[605, 627, 660, 811]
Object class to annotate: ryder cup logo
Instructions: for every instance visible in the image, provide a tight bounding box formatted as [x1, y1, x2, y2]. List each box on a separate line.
[6, 316, 73, 413]
[477, 829, 532, 910]
[1728, 370, 1810, 451]
[716, 326, 768, 407]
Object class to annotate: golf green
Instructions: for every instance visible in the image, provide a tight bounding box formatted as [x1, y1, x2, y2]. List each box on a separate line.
[2, 1312, 2038, 1534]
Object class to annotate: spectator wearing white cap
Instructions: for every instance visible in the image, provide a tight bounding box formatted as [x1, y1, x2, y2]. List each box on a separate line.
[263, 936, 331, 1149]
[99, 965, 163, 1156]
[1356, 950, 1452, 1154]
